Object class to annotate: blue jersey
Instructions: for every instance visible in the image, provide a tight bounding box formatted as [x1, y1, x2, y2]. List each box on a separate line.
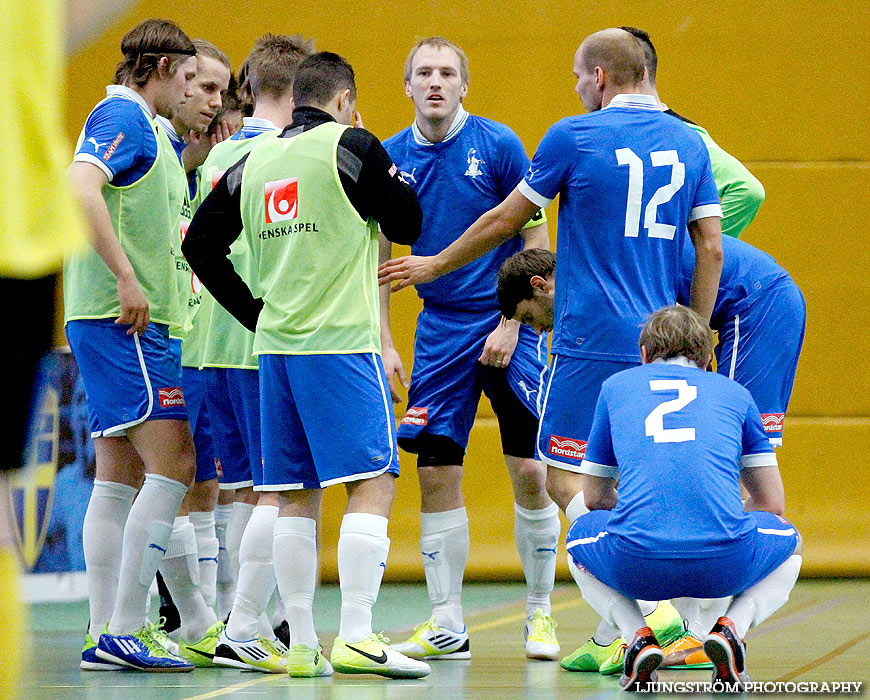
[581, 358, 776, 558]
[519, 94, 721, 362]
[679, 234, 793, 329]
[73, 86, 158, 187]
[383, 108, 531, 311]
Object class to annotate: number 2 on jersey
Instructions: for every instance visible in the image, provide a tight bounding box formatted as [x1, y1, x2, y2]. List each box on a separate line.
[616, 149, 685, 239]
[645, 379, 696, 443]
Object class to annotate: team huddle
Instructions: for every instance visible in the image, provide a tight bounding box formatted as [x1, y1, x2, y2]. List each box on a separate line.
[65, 17, 805, 692]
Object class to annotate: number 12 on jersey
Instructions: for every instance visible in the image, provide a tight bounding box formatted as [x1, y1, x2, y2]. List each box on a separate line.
[616, 149, 685, 240]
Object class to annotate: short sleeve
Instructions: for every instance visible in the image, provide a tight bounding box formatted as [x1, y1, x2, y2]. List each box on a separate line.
[688, 144, 723, 222]
[518, 120, 575, 208]
[74, 99, 150, 183]
[580, 388, 619, 479]
[493, 127, 531, 199]
[740, 394, 777, 469]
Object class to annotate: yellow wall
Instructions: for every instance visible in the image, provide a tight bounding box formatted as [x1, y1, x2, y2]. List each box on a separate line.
[66, 1, 870, 578]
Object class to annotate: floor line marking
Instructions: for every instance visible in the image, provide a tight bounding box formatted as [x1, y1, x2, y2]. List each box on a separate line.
[775, 632, 870, 682]
[467, 595, 582, 634]
[748, 597, 841, 639]
[181, 674, 283, 700]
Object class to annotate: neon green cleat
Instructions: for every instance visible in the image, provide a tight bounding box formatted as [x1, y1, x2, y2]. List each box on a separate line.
[146, 617, 179, 656]
[524, 609, 560, 660]
[645, 601, 684, 648]
[560, 636, 624, 672]
[286, 643, 333, 677]
[179, 621, 225, 667]
[213, 631, 287, 673]
[332, 633, 431, 678]
[390, 617, 470, 659]
[599, 639, 627, 676]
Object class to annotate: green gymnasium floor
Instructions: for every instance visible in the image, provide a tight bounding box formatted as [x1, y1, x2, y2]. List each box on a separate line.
[24, 580, 870, 699]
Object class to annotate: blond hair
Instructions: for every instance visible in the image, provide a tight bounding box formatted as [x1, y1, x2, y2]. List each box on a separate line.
[238, 33, 315, 102]
[639, 305, 714, 367]
[403, 36, 469, 84]
[579, 28, 645, 87]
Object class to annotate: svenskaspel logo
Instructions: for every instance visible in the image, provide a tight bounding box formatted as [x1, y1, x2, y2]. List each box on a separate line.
[264, 177, 298, 223]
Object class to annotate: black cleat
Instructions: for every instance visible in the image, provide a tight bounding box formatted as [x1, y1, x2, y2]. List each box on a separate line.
[704, 616, 750, 690]
[619, 626, 663, 692]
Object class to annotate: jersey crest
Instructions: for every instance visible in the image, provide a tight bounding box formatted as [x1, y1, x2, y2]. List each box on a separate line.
[464, 148, 485, 178]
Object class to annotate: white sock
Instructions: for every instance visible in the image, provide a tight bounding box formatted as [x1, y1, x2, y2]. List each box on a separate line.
[214, 502, 234, 619]
[592, 618, 621, 646]
[83, 480, 136, 638]
[337, 513, 389, 643]
[514, 502, 560, 617]
[226, 505, 278, 641]
[568, 555, 646, 641]
[673, 597, 731, 638]
[725, 555, 802, 638]
[565, 491, 589, 523]
[638, 600, 658, 617]
[420, 507, 468, 631]
[227, 501, 255, 583]
[158, 516, 217, 642]
[274, 516, 318, 648]
[189, 510, 219, 609]
[270, 590, 286, 629]
[107, 473, 187, 635]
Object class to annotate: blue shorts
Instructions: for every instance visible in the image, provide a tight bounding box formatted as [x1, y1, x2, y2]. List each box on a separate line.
[181, 366, 217, 483]
[538, 355, 637, 471]
[205, 367, 261, 490]
[716, 282, 806, 446]
[66, 319, 187, 438]
[258, 353, 399, 491]
[567, 509, 799, 600]
[397, 305, 548, 451]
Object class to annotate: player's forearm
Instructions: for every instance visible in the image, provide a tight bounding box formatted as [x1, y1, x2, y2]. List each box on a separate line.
[378, 233, 396, 346]
[688, 217, 723, 322]
[521, 222, 549, 251]
[433, 207, 518, 277]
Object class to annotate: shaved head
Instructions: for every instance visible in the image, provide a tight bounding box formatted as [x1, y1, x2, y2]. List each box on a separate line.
[578, 28, 645, 88]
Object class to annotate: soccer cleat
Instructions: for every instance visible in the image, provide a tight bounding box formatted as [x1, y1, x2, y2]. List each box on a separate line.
[81, 632, 121, 671]
[213, 630, 287, 673]
[619, 627, 663, 692]
[95, 625, 194, 671]
[644, 601, 684, 647]
[598, 639, 626, 676]
[524, 608, 560, 660]
[332, 633, 431, 678]
[286, 643, 333, 677]
[661, 631, 713, 669]
[390, 617, 470, 659]
[146, 617, 180, 656]
[560, 636, 624, 672]
[704, 617, 750, 689]
[178, 621, 225, 667]
[273, 620, 290, 649]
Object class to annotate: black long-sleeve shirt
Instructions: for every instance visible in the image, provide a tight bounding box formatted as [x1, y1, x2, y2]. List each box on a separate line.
[182, 106, 422, 332]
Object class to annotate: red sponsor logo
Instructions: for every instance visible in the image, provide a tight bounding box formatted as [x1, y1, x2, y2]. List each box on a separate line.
[388, 163, 398, 177]
[548, 435, 586, 460]
[211, 169, 226, 188]
[401, 406, 428, 426]
[158, 387, 185, 408]
[264, 177, 299, 223]
[214, 458, 223, 478]
[179, 221, 189, 242]
[103, 132, 125, 162]
[761, 413, 785, 433]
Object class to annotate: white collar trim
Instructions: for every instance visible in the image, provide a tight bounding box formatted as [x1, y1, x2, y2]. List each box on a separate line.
[106, 85, 153, 118]
[243, 117, 278, 130]
[412, 105, 468, 145]
[651, 356, 699, 368]
[604, 93, 660, 111]
[155, 115, 181, 143]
